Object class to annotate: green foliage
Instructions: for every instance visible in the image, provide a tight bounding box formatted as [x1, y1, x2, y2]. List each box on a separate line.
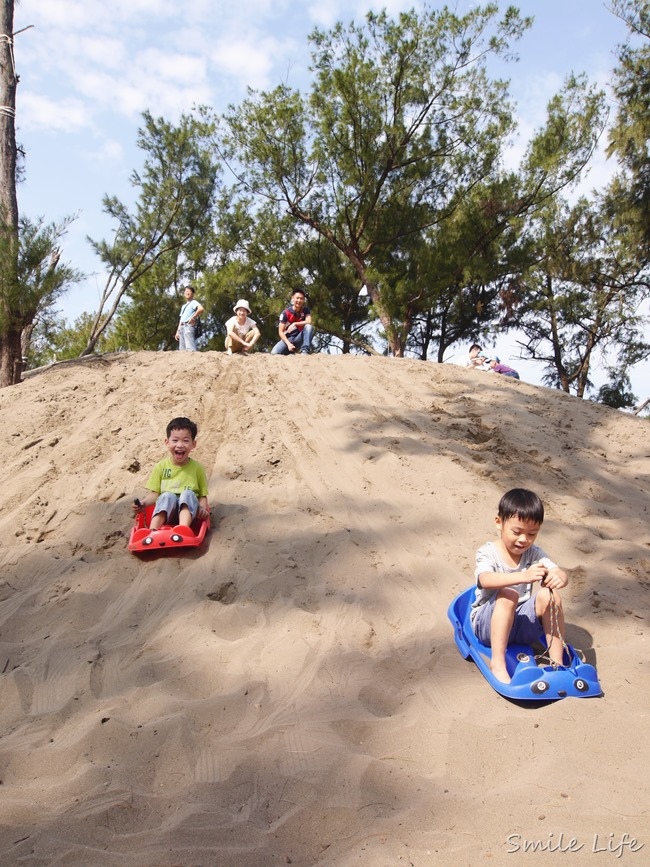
[16, 216, 81, 321]
[0, 216, 80, 326]
[83, 108, 221, 354]
[607, 1, 650, 257]
[26, 312, 105, 368]
[223, 3, 532, 355]
[402, 174, 532, 360]
[507, 193, 649, 397]
[20, 0, 647, 392]
[0, 216, 82, 378]
[102, 277, 179, 352]
[594, 373, 637, 409]
[521, 74, 606, 199]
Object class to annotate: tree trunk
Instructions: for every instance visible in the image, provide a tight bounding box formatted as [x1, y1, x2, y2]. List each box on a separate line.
[361, 276, 406, 357]
[0, 324, 22, 385]
[0, 1, 17, 230]
[0, 0, 20, 387]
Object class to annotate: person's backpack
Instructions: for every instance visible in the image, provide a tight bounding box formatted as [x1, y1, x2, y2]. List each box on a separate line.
[195, 317, 203, 338]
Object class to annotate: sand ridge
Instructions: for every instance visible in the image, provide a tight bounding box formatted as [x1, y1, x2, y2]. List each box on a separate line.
[0, 351, 648, 865]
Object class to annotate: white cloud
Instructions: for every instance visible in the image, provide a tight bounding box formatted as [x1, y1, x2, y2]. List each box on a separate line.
[21, 0, 174, 30]
[72, 35, 128, 70]
[307, 0, 423, 29]
[83, 139, 124, 163]
[21, 0, 304, 103]
[211, 33, 293, 92]
[19, 92, 92, 133]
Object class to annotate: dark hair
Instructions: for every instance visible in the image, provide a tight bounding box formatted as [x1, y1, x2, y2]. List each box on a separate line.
[166, 416, 197, 439]
[470, 343, 482, 352]
[498, 488, 544, 524]
[291, 288, 306, 298]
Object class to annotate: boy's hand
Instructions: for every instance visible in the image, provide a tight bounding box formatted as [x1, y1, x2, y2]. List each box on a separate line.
[541, 567, 569, 590]
[132, 498, 144, 514]
[197, 499, 209, 521]
[527, 561, 549, 584]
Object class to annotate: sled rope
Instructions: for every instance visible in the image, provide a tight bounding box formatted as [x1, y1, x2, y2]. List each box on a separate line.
[546, 588, 568, 669]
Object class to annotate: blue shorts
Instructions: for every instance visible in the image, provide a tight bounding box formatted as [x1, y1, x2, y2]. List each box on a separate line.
[472, 594, 543, 646]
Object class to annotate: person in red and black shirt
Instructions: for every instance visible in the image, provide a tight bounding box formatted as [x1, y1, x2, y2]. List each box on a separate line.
[271, 289, 314, 355]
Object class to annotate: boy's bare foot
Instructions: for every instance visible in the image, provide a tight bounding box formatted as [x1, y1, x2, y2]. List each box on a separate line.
[490, 663, 511, 684]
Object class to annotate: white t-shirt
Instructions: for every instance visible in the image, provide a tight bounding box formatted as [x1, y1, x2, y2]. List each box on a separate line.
[471, 541, 556, 610]
[225, 315, 257, 339]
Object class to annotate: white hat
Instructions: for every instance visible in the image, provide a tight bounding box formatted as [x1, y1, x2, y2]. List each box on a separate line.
[233, 299, 251, 313]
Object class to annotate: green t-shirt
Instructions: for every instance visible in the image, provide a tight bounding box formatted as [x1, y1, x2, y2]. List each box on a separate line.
[146, 457, 208, 498]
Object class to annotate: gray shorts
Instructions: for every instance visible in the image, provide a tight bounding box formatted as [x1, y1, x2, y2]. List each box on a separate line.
[472, 593, 543, 646]
[152, 490, 199, 523]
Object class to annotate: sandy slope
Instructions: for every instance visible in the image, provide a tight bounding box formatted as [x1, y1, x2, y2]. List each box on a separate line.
[0, 351, 648, 866]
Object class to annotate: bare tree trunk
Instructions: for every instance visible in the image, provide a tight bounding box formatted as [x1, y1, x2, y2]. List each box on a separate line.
[0, 1, 17, 230]
[0, 0, 20, 387]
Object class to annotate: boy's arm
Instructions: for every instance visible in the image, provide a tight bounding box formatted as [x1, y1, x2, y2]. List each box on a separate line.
[132, 490, 159, 514]
[195, 463, 210, 519]
[478, 561, 549, 589]
[133, 463, 163, 513]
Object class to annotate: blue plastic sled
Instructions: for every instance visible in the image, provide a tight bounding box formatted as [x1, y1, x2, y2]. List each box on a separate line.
[128, 503, 210, 553]
[448, 586, 602, 701]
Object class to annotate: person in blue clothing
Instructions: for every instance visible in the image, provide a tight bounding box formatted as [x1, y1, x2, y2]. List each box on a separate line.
[271, 289, 314, 355]
[175, 285, 205, 351]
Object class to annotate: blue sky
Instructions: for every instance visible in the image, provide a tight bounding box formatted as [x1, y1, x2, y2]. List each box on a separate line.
[13, 0, 647, 396]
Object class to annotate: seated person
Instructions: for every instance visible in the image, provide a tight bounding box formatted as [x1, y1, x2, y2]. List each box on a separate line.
[470, 488, 569, 683]
[271, 289, 314, 355]
[225, 299, 261, 354]
[466, 343, 488, 369]
[488, 357, 520, 379]
[132, 417, 209, 531]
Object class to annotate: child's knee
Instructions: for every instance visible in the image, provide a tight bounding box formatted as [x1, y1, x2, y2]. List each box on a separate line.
[496, 587, 519, 606]
[155, 492, 175, 513]
[536, 587, 563, 614]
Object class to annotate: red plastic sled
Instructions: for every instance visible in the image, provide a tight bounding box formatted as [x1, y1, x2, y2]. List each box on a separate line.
[128, 503, 210, 553]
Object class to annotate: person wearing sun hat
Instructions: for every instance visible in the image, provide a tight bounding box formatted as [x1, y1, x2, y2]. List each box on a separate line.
[224, 299, 261, 354]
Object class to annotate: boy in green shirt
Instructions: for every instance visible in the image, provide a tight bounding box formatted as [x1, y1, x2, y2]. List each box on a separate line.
[133, 417, 209, 531]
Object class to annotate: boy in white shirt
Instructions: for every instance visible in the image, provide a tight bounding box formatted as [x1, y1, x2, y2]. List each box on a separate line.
[471, 488, 569, 683]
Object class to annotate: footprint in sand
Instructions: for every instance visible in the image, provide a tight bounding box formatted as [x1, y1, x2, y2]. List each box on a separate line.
[206, 581, 238, 604]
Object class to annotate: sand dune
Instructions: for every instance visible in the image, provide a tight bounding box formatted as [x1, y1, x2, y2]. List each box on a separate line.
[0, 351, 648, 865]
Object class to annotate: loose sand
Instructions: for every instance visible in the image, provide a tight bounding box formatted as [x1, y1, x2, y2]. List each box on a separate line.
[0, 352, 647, 865]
